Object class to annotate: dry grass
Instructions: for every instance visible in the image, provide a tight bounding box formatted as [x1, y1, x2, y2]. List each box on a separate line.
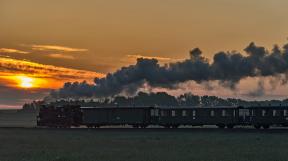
[0, 110, 287, 161]
[0, 128, 287, 161]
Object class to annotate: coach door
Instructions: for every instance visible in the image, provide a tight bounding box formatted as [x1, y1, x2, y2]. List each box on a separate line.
[239, 108, 251, 123]
[150, 108, 159, 124]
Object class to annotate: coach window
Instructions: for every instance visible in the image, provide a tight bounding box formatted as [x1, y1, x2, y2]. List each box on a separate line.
[182, 110, 187, 117]
[262, 110, 266, 117]
[246, 110, 250, 116]
[150, 109, 155, 116]
[284, 110, 287, 116]
[192, 110, 196, 117]
[172, 110, 176, 117]
[155, 109, 159, 116]
[161, 110, 165, 117]
[222, 110, 226, 117]
[210, 110, 215, 117]
[273, 110, 277, 117]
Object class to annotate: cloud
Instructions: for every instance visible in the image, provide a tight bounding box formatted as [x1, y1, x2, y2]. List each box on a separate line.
[30, 45, 88, 52]
[127, 54, 173, 61]
[48, 53, 75, 60]
[0, 104, 22, 109]
[0, 48, 29, 54]
[0, 56, 104, 84]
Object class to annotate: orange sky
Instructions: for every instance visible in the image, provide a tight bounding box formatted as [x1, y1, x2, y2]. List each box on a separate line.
[1, 0, 288, 107]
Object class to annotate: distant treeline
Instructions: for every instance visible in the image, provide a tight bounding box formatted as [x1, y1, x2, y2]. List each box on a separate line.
[22, 92, 288, 111]
[46, 92, 288, 108]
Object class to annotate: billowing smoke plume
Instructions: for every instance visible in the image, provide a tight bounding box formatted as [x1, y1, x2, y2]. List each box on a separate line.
[50, 42, 288, 98]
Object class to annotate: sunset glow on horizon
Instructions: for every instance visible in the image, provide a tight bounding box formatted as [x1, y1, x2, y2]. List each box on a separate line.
[0, 55, 105, 107]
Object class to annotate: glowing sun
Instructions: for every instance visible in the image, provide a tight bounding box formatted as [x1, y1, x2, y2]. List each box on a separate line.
[17, 76, 34, 88]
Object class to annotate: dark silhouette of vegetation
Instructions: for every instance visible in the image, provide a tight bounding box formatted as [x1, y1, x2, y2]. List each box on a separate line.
[22, 91, 288, 111]
[40, 91, 288, 109]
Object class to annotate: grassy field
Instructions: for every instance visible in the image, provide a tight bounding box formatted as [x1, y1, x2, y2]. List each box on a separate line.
[0, 128, 288, 161]
[0, 110, 288, 161]
[0, 110, 37, 127]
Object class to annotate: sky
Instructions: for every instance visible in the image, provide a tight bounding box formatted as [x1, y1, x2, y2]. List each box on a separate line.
[1, 0, 288, 108]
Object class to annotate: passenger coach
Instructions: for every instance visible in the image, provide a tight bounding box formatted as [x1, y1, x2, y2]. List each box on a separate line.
[238, 106, 288, 129]
[37, 105, 288, 129]
[150, 107, 238, 128]
[81, 107, 151, 128]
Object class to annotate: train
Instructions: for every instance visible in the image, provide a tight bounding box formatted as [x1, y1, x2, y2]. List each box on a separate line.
[37, 105, 288, 129]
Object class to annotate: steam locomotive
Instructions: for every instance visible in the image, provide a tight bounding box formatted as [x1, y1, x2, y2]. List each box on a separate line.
[37, 105, 288, 129]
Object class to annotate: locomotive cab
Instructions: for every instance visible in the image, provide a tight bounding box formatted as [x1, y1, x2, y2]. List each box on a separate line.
[37, 105, 82, 128]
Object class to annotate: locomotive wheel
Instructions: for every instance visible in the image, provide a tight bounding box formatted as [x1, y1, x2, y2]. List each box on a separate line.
[217, 124, 225, 128]
[227, 124, 234, 129]
[86, 125, 93, 128]
[164, 125, 171, 128]
[254, 124, 261, 129]
[132, 125, 139, 128]
[172, 125, 179, 128]
[263, 125, 270, 129]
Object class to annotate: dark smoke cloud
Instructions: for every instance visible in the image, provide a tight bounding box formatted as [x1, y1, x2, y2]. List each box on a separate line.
[50, 42, 288, 98]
